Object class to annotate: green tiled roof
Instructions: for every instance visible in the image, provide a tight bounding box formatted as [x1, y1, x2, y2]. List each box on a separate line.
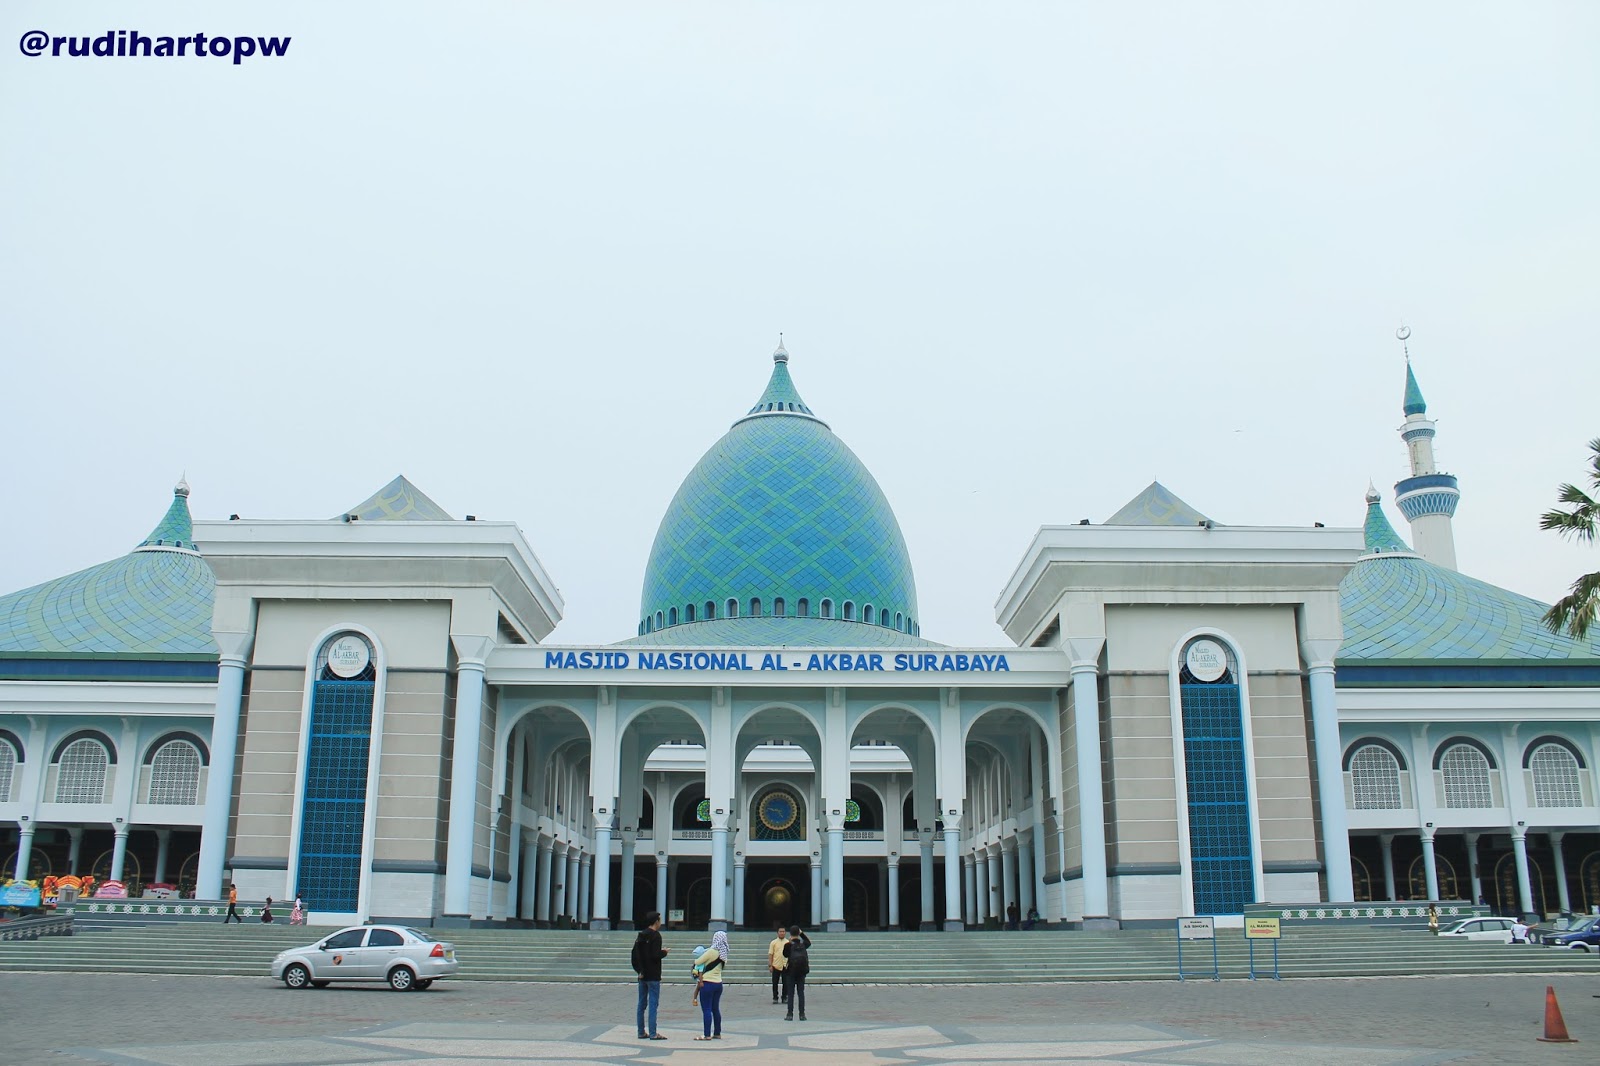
[1404, 361, 1427, 416]
[1105, 482, 1213, 526]
[621, 617, 941, 648]
[637, 347, 920, 642]
[1340, 493, 1600, 663]
[0, 487, 217, 657]
[342, 476, 453, 521]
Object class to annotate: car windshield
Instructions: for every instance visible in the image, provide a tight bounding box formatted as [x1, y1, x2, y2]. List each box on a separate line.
[1562, 916, 1598, 933]
[404, 928, 437, 943]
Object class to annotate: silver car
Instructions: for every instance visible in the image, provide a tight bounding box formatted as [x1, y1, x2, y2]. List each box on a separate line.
[1438, 916, 1517, 943]
[271, 924, 459, 991]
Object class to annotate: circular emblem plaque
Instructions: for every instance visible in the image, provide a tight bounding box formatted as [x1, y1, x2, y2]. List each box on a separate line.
[759, 791, 798, 832]
[1185, 639, 1228, 683]
[326, 635, 371, 678]
[844, 798, 862, 824]
[695, 799, 711, 824]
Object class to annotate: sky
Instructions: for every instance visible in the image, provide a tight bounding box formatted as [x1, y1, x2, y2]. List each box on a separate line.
[3, 2, 1598, 648]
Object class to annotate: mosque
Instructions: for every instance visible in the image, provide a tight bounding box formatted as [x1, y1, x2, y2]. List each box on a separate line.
[2, 342, 1597, 930]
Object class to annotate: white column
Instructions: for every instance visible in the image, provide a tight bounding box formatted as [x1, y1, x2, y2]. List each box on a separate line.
[619, 831, 637, 929]
[709, 824, 730, 931]
[12, 824, 34, 880]
[535, 840, 554, 926]
[578, 853, 593, 926]
[565, 848, 581, 921]
[826, 820, 845, 930]
[987, 849, 1002, 922]
[1379, 833, 1396, 899]
[66, 828, 82, 874]
[887, 856, 901, 928]
[198, 653, 248, 899]
[1030, 825, 1047, 922]
[655, 852, 668, 919]
[919, 832, 935, 929]
[1016, 830, 1036, 916]
[1550, 833, 1571, 913]
[1464, 832, 1482, 904]
[961, 848, 976, 927]
[733, 854, 746, 928]
[109, 825, 130, 882]
[974, 849, 990, 924]
[1420, 828, 1439, 901]
[1303, 658, 1355, 901]
[1511, 828, 1536, 919]
[1070, 662, 1108, 918]
[445, 655, 489, 917]
[1001, 839, 1019, 923]
[154, 829, 171, 884]
[519, 835, 539, 921]
[809, 849, 823, 926]
[590, 817, 613, 929]
[943, 820, 964, 931]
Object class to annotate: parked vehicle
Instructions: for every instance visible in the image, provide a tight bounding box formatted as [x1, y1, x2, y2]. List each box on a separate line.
[1539, 915, 1600, 951]
[271, 924, 458, 990]
[1437, 916, 1518, 942]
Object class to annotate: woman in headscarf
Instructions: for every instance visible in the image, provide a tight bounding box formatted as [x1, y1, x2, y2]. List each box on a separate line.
[692, 930, 730, 1040]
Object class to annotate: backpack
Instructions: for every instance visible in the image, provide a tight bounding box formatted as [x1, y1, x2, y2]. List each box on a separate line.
[786, 938, 810, 974]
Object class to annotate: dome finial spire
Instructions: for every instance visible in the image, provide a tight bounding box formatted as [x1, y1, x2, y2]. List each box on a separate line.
[773, 333, 788, 364]
[175, 472, 190, 498]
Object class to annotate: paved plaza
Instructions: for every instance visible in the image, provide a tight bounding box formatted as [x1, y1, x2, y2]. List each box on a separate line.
[2, 972, 1596, 1065]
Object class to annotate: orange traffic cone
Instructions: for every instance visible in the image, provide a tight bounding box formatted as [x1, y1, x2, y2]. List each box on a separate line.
[1537, 985, 1578, 1044]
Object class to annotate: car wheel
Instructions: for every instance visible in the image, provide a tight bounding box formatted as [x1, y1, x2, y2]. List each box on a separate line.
[412, 979, 433, 991]
[388, 966, 416, 991]
[283, 963, 311, 990]
[1575, 944, 1592, 952]
[312, 980, 331, 988]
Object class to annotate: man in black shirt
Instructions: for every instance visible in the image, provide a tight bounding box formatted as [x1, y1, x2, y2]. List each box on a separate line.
[631, 911, 669, 1039]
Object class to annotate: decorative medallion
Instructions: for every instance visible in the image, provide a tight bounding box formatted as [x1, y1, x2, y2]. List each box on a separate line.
[1184, 638, 1227, 683]
[844, 798, 861, 824]
[326, 635, 371, 678]
[759, 791, 798, 832]
[695, 799, 711, 823]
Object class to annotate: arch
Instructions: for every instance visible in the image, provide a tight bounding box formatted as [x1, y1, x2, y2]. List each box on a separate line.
[637, 790, 655, 830]
[1432, 736, 1497, 770]
[673, 783, 710, 830]
[143, 731, 210, 766]
[0, 728, 23, 763]
[750, 597, 762, 618]
[850, 700, 939, 747]
[848, 781, 884, 830]
[685, 602, 696, 623]
[863, 605, 874, 625]
[895, 612, 903, 632]
[820, 599, 833, 619]
[774, 597, 786, 618]
[668, 607, 678, 626]
[706, 600, 716, 620]
[146, 737, 204, 805]
[1346, 743, 1404, 810]
[1523, 734, 1586, 769]
[843, 601, 855, 621]
[52, 729, 117, 765]
[902, 792, 917, 831]
[1527, 741, 1584, 808]
[0, 734, 16, 805]
[1437, 742, 1494, 809]
[54, 736, 111, 803]
[727, 598, 739, 619]
[797, 598, 809, 618]
[656, 610, 664, 631]
[1343, 736, 1406, 771]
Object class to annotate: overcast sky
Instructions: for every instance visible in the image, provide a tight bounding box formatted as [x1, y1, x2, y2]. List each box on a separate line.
[3, 2, 1597, 648]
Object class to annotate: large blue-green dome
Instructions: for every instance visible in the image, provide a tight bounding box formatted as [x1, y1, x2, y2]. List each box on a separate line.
[634, 344, 922, 644]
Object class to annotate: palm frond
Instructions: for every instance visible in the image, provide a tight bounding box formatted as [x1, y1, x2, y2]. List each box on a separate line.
[1542, 569, 1600, 640]
[1539, 490, 1600, 541]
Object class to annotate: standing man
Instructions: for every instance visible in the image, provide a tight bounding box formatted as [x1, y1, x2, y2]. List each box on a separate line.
[632, 911, 669, 1040]
[223, 883, 241, 924]
[782, 925, 812, 1021]
[767, 924, 788, 1004]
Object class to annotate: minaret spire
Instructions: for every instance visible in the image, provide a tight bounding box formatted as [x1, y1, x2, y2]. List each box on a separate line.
[1391, 327, 1461, 569]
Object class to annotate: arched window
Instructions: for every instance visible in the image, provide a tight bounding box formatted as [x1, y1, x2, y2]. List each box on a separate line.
[56, 737, 110, 804]
[148, 739, 202, 804]
[774, 597, 786, 617]
[727, 598, 739, 619]
[705, 600, 716, 620]
[750, 597, 761, 618]
[843, 601, 855, 621]
[798, 598, 809, 617]
[863, 605, 874, 625]
[895, 612, 904, 631]
[881, 611, 892, 628]
[644, 616, 653, 633]
[1529, 742, 1584, 807]
[820, 599, 833, 619]
[0, 736, 17, 804]
[685, 603, 696, 623]
[656, 611, 664, 630]
[1439, 743, 1494, 809]
[1348, 743, 1403, 810]
[668, 607, 678, 627]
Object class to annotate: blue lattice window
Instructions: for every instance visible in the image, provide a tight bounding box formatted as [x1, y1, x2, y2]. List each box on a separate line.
[1179, 640, 1255, 915]
[295, 635, 376, 913]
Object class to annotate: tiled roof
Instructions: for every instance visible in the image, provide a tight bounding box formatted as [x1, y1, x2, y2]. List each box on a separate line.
[1340, 495, 1600, 663]
[638, 348, 920, 641]
[342, 476, 453, 521]
[1404, 361, 1427, 416]
[619, 616, 941, 648]
[1105, 482, 1213, 526]
[0, 487, 217, 657]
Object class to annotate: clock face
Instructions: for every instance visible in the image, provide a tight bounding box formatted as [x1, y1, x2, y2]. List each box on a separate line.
[759, 791, 798, 832]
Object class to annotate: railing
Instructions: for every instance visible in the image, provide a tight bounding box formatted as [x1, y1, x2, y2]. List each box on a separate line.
[843, 830, 883, 840]
[0, 912, 74, 941]
[674, 830, 713, 840]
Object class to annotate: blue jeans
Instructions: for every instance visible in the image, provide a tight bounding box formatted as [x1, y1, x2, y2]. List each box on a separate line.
[636, 980, 660, 1036]
[699, 981, 724, 1037]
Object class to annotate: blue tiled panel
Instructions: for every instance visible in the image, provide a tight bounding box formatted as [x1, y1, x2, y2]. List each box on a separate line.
[295, 679, 374, 913]
[1181, 683, 1255, 916]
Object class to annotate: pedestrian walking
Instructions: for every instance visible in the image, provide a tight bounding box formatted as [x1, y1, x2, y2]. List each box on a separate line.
[782, 924, 811, 1021]
[223, 883, 242, 924]
[768, 924, 788, 1004]
[260, 896, 275, 923]
[290, 893, 305, 925]
[692, 930, 730, 1040]
[631, 911, 669, 1040]
[1006, 901, 1020, 930]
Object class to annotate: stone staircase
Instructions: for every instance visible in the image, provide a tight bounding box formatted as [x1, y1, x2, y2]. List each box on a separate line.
[1, 922, 1595, 983]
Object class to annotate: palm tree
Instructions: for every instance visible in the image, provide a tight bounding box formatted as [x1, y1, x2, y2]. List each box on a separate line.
[1540, 437, 1600, 639]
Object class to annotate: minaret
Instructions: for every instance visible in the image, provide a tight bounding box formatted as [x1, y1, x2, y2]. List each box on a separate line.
[1391, 328, 1460, 569]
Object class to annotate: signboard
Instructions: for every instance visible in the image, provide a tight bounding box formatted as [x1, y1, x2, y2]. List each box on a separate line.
[1185, 640, 1228, 682]
[93, 880, 127, 899]
[668, 909, 685, 924]
[1245, 917, 1281, 940]
[326, 635, 371, 678]
[142, 884, 177, 900]
[1177, 916, 1215, 940]
[0, 883, 42, 907]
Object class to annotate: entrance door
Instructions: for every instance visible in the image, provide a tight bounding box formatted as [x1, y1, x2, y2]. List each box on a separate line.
[748, 864, 807, 930]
